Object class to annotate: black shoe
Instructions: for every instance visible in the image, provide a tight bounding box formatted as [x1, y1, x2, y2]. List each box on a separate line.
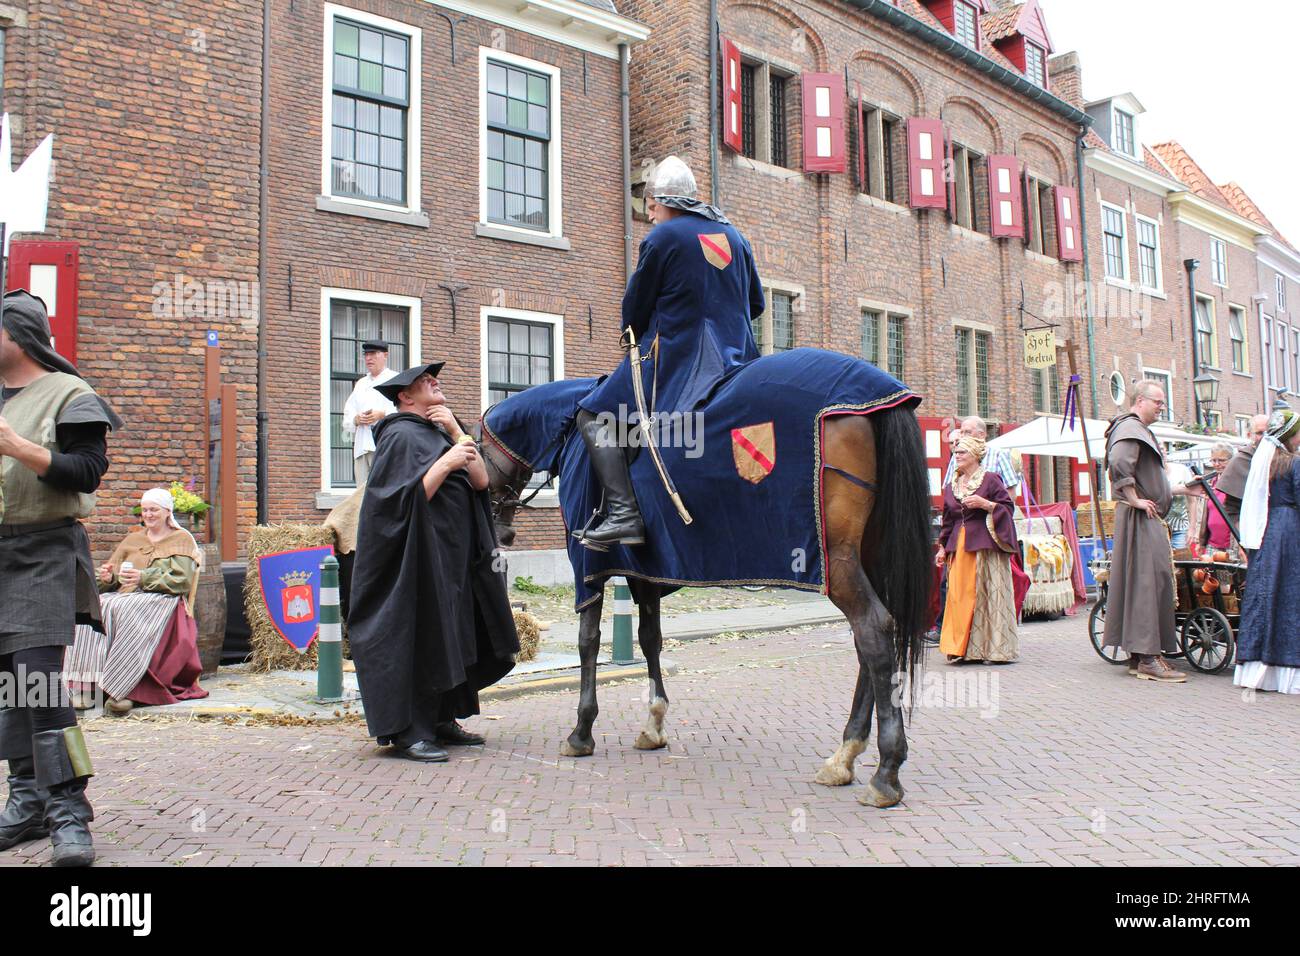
[0, 756, 49, 851]
[32, 729, 95, 868]
[577, 414, 645, 549]
[390, 740, 449, 763]
[435, 722, 485, 746]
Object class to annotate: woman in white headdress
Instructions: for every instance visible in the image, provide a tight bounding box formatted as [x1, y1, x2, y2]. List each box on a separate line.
[64, 489, 208, 713]
[1234, 407, 1300, 694]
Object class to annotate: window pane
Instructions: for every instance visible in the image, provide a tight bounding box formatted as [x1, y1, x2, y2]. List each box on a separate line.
[358, 60, 383, 95]
[507, 98, 528, 129]
[505, 163, 524, 194]
[504, 134, 524, 164]
[381, 136, 403, 169]
[488, 190, 505, 221]
[505, 193, 525, 224]
[525, 167, 544, 198]
[332, 126, 353, 160]
[488, 63, 508, 95]
[356, 99, 379, 133]
[383, 66, 406, 100]
[333, 93, 355, 126]
[488, 159, 504, 190]
[530, 356, 550, 384]
[528, 74, 548, 105]
[861, 310, 880, 363]
[525, 139, 543, 168]
[380, 169, 403, 202]
[488, 351, 508, 383]
[359, 28, 382, 62]
[332, 160, 356, 194]
[525, 197, 544, 225]
[508, 69, 527, 100]
[488, 130, 504, 160]
[383, 34, 406, 68]
[488, 93, 507, 126]
[335, 22, 359, 56]
[510, 354, 528, 383]
[528, 104, 548, 135]
[334, 54, 358, 89]
[357, 164, 378, 197]
[356, 132, 379, 164]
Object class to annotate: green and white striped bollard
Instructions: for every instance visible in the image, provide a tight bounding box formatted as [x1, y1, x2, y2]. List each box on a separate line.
[317, 554, 344, 702]
[611, 576, 635, 665]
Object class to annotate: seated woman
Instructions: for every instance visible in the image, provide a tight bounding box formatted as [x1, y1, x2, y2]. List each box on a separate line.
[1234, 409, 1300, 694]
[936, 435, 1020, 664]
[64, 488, 209, 713]
[1197, 442, 1235, 554]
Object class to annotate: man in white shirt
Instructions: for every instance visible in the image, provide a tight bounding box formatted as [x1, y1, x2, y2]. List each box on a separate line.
[943, 416, 1021, 499]
[342, 341, 398, 485]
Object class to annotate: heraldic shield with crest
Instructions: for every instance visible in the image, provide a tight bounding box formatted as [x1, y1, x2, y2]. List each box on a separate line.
[257, 546, 334, 652]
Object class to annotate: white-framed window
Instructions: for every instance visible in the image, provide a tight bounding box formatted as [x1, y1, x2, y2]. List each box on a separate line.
[1025, 172, 1057, 256]
[1277, 273, 1287, 312]
[861, 307, 907, 379]
[951, 142, 984, 231]
[1141, 367, 1174, 422]
[955, 326, 992, 419]
[1236, 414, 1252, 438]
[1210, 237, 1227, 286]
[1113, 108, 1135, 157]
[1101, 202, 1128, 280]
[479, 48, 564, 240]
[320, 5, 422, 214]
[953, 1, 979, 49]
[1195, 295, 1217, 369]
[320, 287, 422, 492]
[1135, 215, 1161, 291]
[1262, 311, 1275, 390]
[1024, 42, 1046, 88]
[1228, 305, 1248, 373]
[1293, 328, 1300, 395]
[753, 283, 802, 354]
[1280, 321, 1293, 393]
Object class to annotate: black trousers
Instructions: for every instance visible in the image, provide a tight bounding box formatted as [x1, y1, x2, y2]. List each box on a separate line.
[0, 645, 78, 761]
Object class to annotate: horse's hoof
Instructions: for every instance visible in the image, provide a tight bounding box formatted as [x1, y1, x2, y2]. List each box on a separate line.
[560, 737, 595, 758]
[858, 781, 904, 808]
[633, 730, 667, 750]
[813, 762, 854, 787]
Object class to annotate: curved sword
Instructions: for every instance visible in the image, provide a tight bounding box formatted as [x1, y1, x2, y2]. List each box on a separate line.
[624, 327, 692, 525]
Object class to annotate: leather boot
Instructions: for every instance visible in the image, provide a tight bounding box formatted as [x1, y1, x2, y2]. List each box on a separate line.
[0, 756, 50, 851]
[33, 727, 95, 867]
[577, 414, 645, 549]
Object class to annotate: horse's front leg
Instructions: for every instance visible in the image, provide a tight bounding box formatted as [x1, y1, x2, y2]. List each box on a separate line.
[560, 594, 603, 757]
[632, 584, 669, 750]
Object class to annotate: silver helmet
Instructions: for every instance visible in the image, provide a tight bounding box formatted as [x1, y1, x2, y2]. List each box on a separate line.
[649, 155, 697, 201]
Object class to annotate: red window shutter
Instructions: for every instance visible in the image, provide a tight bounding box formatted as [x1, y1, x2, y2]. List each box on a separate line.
[801, 72, 846, 173]
[987, 154, 1024, 238]
[721, 38, 743, 153]
[1054, 185, 1082, 261]
[906, 117, 947, 209]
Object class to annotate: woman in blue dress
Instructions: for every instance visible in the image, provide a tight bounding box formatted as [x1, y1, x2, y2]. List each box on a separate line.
[1235, 407, 1300, 694]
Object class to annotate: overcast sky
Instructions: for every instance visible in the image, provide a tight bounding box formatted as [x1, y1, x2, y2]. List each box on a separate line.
[1045, 0, 1297, 242]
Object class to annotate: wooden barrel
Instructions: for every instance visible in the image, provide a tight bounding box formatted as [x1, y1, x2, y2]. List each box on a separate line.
[194, 542, 227, 677]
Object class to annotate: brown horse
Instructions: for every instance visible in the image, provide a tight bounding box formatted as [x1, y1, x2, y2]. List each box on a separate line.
[479, 405, 932, 808]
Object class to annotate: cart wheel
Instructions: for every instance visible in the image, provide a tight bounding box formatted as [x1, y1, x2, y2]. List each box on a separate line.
[1088, 593, 1127, 665]
[1180, 606, 1235, 674]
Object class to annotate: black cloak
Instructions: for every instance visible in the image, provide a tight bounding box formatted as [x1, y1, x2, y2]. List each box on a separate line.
[347, 413, 518, 740]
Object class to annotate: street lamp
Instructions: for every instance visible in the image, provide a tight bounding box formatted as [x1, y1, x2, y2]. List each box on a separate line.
[1193, 370, 1220, 429]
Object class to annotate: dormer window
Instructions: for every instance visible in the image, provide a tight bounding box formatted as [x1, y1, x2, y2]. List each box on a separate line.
[954, 1, 979, 49]
[1114, 109, 1135, 156]
[1024, 42, 1046, 87]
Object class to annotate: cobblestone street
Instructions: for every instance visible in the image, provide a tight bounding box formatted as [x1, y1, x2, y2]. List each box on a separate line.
[5, 610, 1298, 867]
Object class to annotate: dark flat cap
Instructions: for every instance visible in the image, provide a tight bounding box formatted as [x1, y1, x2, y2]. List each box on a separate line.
[361, 340, 389, 352]
[375, 362, 446, 402]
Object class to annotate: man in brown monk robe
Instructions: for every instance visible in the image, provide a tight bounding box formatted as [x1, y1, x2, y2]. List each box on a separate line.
[1102, 379, 1184, 683]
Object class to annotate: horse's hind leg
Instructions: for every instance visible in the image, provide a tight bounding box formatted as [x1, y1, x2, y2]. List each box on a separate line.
[560, 595, 603, 757]
[630, 582, 669, 750]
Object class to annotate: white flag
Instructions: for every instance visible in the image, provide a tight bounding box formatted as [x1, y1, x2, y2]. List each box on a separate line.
[0, 112, 54, 254]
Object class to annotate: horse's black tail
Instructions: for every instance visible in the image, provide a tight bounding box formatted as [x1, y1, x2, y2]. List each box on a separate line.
[862, 404, 933, 694]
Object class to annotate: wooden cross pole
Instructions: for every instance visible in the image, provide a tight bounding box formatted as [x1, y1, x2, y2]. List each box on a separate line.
[1064, 341, 1108, 552]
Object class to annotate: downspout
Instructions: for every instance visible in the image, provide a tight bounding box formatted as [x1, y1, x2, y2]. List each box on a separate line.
[256, 0, 271, 526]
[1185, 257, 1201, 426]
[1075, 131, 1098, 417]
[708, 0, 719, 206]
[620, 43, 633, 282]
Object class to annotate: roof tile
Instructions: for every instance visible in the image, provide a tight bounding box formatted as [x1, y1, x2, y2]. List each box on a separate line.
[1149, 141, 1236, 213]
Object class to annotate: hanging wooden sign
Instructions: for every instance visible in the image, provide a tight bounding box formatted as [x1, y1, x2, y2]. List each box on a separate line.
[1024, 328, 1056, 369]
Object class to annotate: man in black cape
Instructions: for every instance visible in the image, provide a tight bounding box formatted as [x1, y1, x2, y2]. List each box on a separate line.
[347, 362, 518, 762]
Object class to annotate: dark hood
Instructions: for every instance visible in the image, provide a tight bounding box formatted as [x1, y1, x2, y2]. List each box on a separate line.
[2, 289, 80, 377]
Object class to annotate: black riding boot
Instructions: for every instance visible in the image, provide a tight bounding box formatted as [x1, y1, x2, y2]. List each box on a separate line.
[0, 709, 47, 851]
[577, 412, 645, 549]
[32, 727, 95, 867]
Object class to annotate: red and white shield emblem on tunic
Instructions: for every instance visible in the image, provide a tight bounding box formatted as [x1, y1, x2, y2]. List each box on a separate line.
[699, 233, 733, 270]
[731, 422, 776, 484]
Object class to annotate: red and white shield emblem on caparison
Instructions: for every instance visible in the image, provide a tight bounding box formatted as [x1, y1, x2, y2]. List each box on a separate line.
[699, 232, 733, 270]
[731, 422, 776, 484]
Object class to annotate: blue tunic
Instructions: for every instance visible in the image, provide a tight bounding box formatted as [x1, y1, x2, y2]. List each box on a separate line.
[1237, 457, 1300, 668]
[579, 212, 764, 417]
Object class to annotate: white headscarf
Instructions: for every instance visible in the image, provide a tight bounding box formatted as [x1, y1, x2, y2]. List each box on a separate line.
[141, 487, 182, 530]
[1239, 408, 1300, 549]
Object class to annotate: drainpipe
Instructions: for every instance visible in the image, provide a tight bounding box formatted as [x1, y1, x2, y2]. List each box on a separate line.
[1075, 130, 1098, 418]
[1185, 258, 1201, 426]
[708, 0, 719, 206]
[620, 43, 633, 282]
[256, 0, 271, 526]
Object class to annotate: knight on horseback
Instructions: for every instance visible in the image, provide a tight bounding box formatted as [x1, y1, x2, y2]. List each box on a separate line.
[573, 155, 766, 551]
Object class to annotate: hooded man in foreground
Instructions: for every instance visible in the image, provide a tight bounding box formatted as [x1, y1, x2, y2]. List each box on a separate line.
[0, 289, 122, 866]
[347, 363, 518, 762]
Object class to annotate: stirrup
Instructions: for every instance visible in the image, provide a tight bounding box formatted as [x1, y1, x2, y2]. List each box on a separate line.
[571, 501, 610, 552]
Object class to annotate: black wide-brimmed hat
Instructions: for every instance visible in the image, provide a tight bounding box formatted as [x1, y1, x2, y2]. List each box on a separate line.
[361, 340, 389, 352]
[375, 362, 446, 402]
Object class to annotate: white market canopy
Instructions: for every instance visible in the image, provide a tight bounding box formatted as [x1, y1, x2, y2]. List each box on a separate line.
[986, 414, 1247, 463]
